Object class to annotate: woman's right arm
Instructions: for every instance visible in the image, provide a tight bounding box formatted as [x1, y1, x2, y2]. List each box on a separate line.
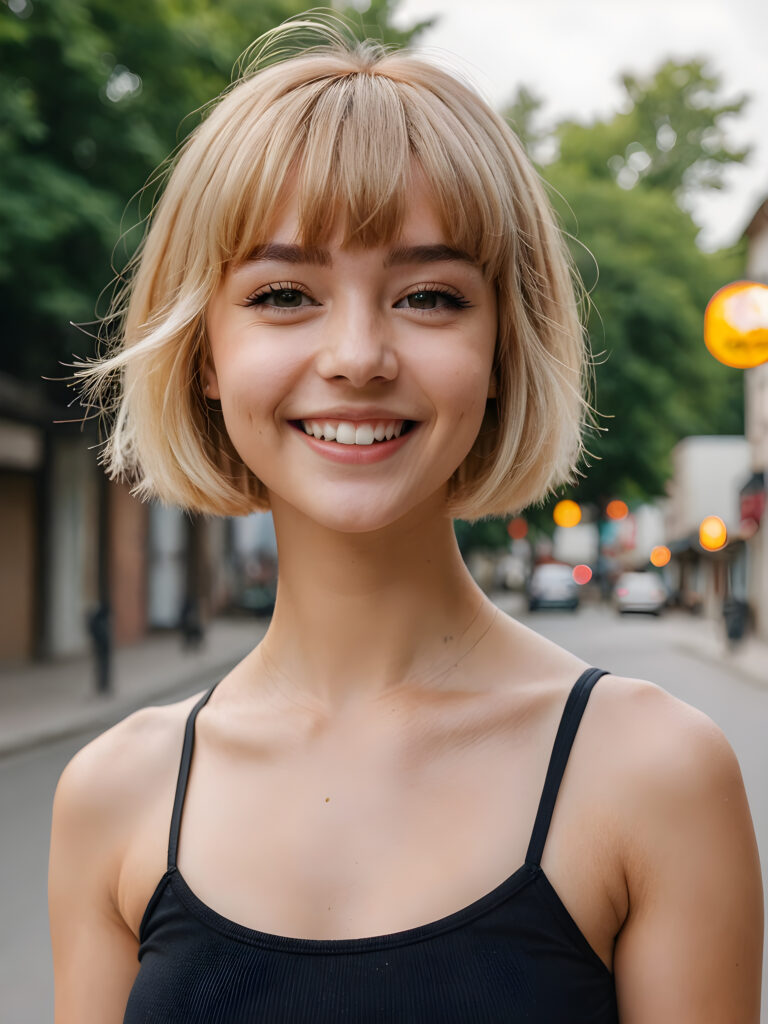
[49, 734, 142, 1023]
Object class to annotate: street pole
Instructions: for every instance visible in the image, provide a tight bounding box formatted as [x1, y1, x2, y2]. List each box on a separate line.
[89, 470, 112, 694]
[180, 514, 204, 651]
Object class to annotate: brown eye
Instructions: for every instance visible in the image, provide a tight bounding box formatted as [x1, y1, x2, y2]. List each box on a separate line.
[408, 291, 439, 310]
[265, 288, 305, 307]
[394, 288, 470, 312]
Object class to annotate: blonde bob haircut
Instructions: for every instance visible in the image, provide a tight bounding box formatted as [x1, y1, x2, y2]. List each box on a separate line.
[78, 18, 592, 522]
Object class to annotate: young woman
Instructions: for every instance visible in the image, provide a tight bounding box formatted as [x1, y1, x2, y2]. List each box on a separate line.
[49, 21, 762, 1023]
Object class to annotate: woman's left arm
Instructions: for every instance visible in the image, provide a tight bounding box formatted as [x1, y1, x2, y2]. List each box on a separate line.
[613, 689, 763, 1023]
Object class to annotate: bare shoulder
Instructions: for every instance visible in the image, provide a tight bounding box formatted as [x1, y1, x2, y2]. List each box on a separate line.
[589, 680, 763, 1018]
[49, 691, 212, 1019]
[586, 672, 759, 887]
[495, 613, 744, 808]
[589, 672, 744, 798]
[53, 691, 205, 849]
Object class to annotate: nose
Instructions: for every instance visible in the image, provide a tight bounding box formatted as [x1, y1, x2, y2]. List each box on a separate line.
[315, 302, 398, 387]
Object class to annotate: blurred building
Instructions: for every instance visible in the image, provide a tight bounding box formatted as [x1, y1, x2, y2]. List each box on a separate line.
[597, 502, 667, 576]
[0, 375, 55, 661]
[743, 197, 768, 640]
[552, 522, 598, 566]
[0, 374, 113, 661]
[0, 372, 270, 670]
[664, 435, 751, 617]
[0, 373, 147, 662]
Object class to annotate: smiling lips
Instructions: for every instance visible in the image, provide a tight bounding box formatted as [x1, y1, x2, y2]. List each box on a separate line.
[300, 419, 408, 445]
[292, 417, 416, 463]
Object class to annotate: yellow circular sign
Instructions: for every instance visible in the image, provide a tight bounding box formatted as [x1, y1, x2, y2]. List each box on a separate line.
[704, 280, 768, 369]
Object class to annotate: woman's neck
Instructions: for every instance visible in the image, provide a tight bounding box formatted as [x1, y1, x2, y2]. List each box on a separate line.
[257, 496, 492, 710]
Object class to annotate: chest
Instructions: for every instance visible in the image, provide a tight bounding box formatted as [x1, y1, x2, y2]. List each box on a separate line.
[186, 740, 539, 922]
[122, 719, 623, 972]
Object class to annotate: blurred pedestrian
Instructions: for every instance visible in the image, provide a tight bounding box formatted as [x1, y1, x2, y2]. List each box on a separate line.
[49, 17, 762, 1022]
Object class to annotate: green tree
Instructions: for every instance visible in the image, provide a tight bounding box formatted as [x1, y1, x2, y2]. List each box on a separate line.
[548, 169, 745, 509]
[556, 59, 749, 201]
[0, 0, 427, 383]
[498, 58, 749, 517]
[340, 0, 435, 48]
[503, 84, 547, 158]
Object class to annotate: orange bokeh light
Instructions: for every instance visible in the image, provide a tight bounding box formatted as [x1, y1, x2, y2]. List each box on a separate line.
[606, 500, 629, 520]
[699, 516, 727, 551]
[507, 517, 528, 540]
[650, 545, 671, 568]
[553, 500, 582, 528]
[572, 564, 592, 585]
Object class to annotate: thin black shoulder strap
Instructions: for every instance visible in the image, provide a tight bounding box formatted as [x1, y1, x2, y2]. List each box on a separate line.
[525, 666, 609, 868]
[167, 682, 220, 871]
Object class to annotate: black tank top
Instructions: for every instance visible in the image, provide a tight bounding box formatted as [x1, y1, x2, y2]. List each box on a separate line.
[124, 666, 619, 1022]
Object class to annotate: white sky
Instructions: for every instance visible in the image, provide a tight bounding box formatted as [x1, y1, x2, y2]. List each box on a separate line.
[392, 0, 767, 251]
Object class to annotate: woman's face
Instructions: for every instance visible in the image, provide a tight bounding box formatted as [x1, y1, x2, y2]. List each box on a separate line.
[205, 179, 498, 534]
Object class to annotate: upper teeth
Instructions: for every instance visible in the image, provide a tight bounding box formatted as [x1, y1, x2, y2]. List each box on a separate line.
[301, 420, 405, 445]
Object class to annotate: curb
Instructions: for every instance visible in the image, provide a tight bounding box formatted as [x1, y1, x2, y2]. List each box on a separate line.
[672, 637, 768, 692]
[0, 654, 245, 761]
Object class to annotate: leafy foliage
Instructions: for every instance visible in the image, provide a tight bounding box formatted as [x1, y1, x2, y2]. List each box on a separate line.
[556, 60, 749, 199]
[502, 84, 546, 158]
[339, 0, 435, 49]
[461, 58, 750, 555]
[454, 517, 510, 556]
[0, 0, 426, 383]
[505, 58, 748, 516]
[550, 170, 745, 507]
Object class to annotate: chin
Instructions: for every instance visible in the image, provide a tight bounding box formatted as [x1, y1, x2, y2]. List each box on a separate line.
[302, 500, 416, 535]
[273, 481, 449, 536]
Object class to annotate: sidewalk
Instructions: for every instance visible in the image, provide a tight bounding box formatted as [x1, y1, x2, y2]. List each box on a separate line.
[1, 603, 764, 759]
[493, 589, 767, 690]
[0, 617, 267, 758]
[660, 610, 768, 691]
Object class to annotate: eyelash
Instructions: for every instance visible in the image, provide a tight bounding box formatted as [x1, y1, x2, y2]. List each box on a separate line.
[242, 282, 473, 312]
[243, 282, 313, 311]
[403, 284, 473, 311]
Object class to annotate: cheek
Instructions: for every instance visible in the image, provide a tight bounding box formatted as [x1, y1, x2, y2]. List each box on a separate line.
[417, 357, 493, 482]
[439, 327, 497, 448]
[212, 346, 299, 450]
[437, 343, 495, 419]
[218, 368, 265, 434]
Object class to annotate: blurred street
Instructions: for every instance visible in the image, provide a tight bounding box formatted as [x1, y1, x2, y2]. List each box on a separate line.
[1, 601, 765, 1023]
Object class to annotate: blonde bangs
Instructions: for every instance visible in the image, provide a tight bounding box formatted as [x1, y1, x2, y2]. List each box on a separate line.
[213, 60, 513, 273]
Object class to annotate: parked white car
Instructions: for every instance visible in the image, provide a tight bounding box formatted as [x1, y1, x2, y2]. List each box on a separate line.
[527, 563, 580, 612]
[614, 572, 666, 615]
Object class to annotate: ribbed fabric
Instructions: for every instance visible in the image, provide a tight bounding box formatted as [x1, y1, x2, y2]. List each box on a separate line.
[124, 667, 618, 1023]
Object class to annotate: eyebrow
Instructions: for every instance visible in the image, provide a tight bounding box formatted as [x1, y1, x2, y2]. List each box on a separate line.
[243, 242, 477, 269]
[385, 244, 476, 268]
[244, 243, 331, 266]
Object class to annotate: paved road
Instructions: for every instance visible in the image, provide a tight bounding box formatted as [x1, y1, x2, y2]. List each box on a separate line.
[1, 604, 765, 1022]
